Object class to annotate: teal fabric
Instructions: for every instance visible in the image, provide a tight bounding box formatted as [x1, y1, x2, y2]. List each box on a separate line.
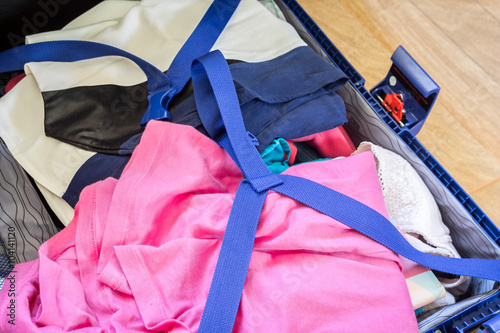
[260, 138, 291, 174]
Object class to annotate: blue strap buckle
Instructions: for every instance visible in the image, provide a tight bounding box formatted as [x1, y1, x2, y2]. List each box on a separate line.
[140, 86, 178, 126]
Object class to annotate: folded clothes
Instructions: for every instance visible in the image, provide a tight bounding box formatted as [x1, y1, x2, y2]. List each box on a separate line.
[40, 46, 347, 155]
[0, 0, 347, 224]
[171, 46, 348, 154]
[400, 256, 446, 310]
[61, 45, 347, 208]
[0, 121, 417, 332]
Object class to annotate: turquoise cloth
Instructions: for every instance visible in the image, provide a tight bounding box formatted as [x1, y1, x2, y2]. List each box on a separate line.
[260, 138, 291, 174]
[261, 138, 336, 174]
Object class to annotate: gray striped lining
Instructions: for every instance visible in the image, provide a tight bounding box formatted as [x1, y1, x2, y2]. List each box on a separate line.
[0, 138, 58, 264]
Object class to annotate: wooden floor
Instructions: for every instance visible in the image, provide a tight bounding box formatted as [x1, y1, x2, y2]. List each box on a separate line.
[297, 0, 500, 227]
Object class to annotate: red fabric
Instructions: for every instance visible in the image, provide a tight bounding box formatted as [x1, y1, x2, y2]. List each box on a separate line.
[286, 139, 298, 164]
[292, 126, 356, 158]
[5, 73, 26, 93]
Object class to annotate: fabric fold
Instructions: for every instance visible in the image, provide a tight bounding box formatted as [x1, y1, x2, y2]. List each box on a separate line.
[0, 122, 417, 331]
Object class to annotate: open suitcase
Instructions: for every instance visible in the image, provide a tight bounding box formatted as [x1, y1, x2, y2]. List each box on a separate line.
[280, 1, 500, 332]
[0, 0, 499, 332]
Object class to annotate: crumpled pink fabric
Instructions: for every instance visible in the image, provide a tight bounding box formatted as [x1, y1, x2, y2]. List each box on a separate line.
[0, 121, 417, 332]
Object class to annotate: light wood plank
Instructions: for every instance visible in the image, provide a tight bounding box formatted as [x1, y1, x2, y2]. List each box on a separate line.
[476, 0, 500, 22]
[410, 0, 500, 83]
[417, 99, 500, 193]
[295, 0, 393, 89]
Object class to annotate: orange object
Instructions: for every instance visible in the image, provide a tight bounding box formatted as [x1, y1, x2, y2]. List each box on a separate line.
[379, 93, 405, 124]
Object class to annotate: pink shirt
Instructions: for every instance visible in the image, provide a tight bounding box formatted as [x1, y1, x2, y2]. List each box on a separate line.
[0, 121, 417, 332]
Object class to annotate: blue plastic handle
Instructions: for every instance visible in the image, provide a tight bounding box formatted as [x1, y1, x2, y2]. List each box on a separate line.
[370, 45, 441, 135]
[391, 46, 440, 99]
[480, 313, 500, 333]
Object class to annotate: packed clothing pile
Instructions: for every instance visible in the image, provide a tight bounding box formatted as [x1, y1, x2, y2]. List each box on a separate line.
[0, 1, 494, 332]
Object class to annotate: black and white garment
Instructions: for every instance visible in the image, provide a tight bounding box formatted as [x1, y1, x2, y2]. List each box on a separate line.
[0, 0, 348, 224]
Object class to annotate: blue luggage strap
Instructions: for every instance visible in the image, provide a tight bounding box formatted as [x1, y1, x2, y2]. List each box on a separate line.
[0, 0, 241, 126]
[191, 50, 500, 333]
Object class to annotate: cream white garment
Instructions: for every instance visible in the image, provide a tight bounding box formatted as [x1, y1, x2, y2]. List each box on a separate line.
[62, 0, 139, 31]
[26, 0, 305, 66]
[353, 142, 470, 297]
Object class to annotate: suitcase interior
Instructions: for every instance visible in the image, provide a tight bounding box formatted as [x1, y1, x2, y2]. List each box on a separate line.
[275, 0, 500, 331]
[1, 0, 499, 331]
